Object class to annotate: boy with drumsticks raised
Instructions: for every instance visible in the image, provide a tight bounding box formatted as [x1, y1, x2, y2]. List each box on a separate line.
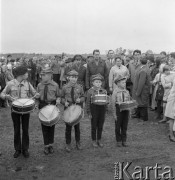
[86, 74, 107, 148]
[61, 70, 85, 152]
[1, 66, 39, 158]
[36, 66, 60, 155]
[111, 75, 131, 147]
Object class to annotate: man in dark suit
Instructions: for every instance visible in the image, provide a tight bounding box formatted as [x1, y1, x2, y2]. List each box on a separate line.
[86, 49, 108, 90]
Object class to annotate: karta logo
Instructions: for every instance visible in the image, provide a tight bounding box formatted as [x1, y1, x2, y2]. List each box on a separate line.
[114, 162, 174, 180]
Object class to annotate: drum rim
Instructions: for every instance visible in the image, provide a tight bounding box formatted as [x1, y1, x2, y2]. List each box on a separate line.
[12, 103, 35, 108]
[12, 110, 34, 114]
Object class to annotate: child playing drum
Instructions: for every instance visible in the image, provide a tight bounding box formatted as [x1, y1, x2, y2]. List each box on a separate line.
[61, 70, 85, 152]
[86, 74, 107, 148]
[1, 66, 39, 158]
[111, 75, 131, 147]
[37, 66, 60, 155]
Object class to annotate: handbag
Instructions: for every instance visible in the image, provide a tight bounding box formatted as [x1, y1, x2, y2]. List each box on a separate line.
[155, 74, 164, 101]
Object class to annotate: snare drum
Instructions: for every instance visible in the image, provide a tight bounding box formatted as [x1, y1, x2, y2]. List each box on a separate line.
[12, 98, 35, 114]
[39, 105, 60, 126]
[119, 100, 138, 111]
[91, 91, 109, 105]
[63, 105, 83, 126]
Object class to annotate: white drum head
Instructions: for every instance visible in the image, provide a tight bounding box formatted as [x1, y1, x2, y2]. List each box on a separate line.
[13, 98, 35, 106]
[64, 105, 81, 123]
[39, 105, 59, 122]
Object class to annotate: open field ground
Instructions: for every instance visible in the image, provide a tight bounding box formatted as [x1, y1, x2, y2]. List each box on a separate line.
[0, 105, 175, 180]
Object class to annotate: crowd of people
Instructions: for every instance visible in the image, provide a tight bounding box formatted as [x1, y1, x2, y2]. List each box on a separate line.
[0, 49, 175, 158]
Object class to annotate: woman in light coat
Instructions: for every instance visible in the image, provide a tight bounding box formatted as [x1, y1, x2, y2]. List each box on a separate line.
[165, 78, 175, 142]
[159, 65, 175, 122]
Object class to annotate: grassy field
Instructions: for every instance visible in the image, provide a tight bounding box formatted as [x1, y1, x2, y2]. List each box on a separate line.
[0, 105, 175, 180]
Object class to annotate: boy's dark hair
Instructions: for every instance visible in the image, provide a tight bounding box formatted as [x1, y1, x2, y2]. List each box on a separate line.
[93, 49, 100, 55]
[133, 50, 141, 55]
[140, 56, 147, 65]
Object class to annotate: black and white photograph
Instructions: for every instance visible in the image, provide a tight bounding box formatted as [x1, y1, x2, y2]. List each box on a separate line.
[0, 0, 175, 179]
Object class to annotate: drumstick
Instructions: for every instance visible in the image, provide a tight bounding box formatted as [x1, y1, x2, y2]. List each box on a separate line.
[31, 94, 37, 99]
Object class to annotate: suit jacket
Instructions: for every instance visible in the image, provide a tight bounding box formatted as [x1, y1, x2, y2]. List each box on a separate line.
[86, 58, 108, 89]
[72, 63, 86, 88]
[105, 58, 115, 73]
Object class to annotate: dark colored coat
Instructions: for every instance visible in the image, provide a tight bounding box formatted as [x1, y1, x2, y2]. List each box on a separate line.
[0, 73, 6, 92]
[71, 63, 86, 88]
[133, 65, 151, 107]
[86, 59, 108, 90]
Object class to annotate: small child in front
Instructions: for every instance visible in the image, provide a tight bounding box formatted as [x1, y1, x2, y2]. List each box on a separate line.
[86, 74, 107, 148]
[112, 75, 131, 147]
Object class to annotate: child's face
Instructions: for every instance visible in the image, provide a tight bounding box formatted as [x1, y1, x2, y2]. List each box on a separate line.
[41, 73, 52, 82]
[117, 80, 126, 89]
[69, 76, 78, 83]
[22, 72, 29, 80]
[93, 79, 102, 88]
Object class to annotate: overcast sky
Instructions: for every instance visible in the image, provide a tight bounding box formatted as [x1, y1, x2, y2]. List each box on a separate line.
[1, 0, 175, 54]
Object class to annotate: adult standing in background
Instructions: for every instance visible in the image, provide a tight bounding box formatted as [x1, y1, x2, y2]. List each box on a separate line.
[86, 49, 108, 90]
[71, 55, 86, 89]
[128, 50, 142, 91]
[51, 55, 61, 87]
[105, 50, 116, 93]
[132, 56, 151, 121]
[105, 50, 116, 72]
[150, 57, 162, 111]
[109, 56, 129, 92]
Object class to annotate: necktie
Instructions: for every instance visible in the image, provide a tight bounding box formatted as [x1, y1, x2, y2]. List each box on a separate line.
[122, 92, 125, 102]
[19, 84, 23, 98]
[44, 84, 48, 101]
[71, 86, 75, 104]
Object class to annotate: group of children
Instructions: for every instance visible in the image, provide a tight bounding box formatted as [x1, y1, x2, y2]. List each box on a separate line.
[1, 64, 131, 158]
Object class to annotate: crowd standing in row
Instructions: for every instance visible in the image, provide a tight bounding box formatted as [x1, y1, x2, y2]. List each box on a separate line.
[0, 49, 175, 158]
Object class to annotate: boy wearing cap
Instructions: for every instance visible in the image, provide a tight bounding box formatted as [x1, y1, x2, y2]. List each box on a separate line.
[37, 66, 60, 155]
[1, 66, 39, 158]
[61, 70, 85, 152]
[111, 75, 131, 147]
[86, 73, 107, 148]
